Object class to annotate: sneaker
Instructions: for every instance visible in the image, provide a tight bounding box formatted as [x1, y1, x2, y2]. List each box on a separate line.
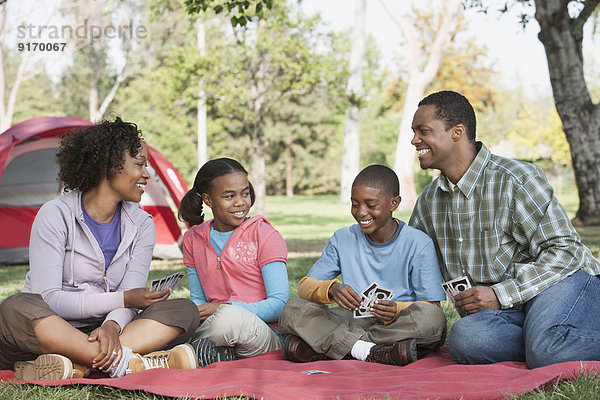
[365, 338, 418, 366]
[14, 354, 75, 380]
[190, 338, 236, 368]
[127, 343, 198, 374]
[283, 335, 330, 363]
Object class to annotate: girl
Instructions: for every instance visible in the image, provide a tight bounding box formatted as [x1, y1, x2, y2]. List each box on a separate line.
[179, 158, 289, 366]
[0, 118, 199, 380]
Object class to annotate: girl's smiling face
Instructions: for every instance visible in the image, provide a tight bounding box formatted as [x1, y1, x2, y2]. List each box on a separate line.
[202, 171, 252, 232]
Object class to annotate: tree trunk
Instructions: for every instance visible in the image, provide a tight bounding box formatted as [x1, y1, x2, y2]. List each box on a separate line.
[393, 77, 428, 209]
[534, 0, 600, 224]
[380, 0, 462, 211]
[251, 132, 267, 216]
[197, 17, 208, 169]
[285, 135, 293, 197]
[339, 0, 366, 204]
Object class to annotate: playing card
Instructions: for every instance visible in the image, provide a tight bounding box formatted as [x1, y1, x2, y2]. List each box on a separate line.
[150, 278, 160, 291]
[166, 272, 185, 291]
[373, 287, 394, 301]
[150, 272, 185, 292]
[354, 282, 394, 318]
[441, 276, 473, 304]
[361, 282, 378, 300]
[449, 277, 471, 294]
[353, 301, 374, 318]
[163, 274, 175, 290]
[150, 276, 166, 292]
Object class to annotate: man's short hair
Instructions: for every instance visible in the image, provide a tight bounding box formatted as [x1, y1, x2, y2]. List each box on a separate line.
[352, 165, 399, 197]
[418, 90, 477, 142]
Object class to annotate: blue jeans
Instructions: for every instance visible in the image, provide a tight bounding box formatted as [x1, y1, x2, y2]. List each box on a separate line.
[448, 270, 600, 368]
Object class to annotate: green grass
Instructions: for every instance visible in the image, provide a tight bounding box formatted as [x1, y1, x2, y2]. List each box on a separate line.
[1, 193, 599, 399]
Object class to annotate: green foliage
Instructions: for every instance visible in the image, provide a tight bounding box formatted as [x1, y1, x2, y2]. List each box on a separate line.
[507, 105, 571, 165]
[151, 1, 352, 193]
[184, 0, 274, 26]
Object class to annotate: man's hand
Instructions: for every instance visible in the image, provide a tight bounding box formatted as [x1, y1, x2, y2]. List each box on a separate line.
[370, 300, 397, 322]
[197, 302, 222, 322]
[454, 286, 501, 314]
[124, 288, 170, 310]
[328, 282, 362, 310]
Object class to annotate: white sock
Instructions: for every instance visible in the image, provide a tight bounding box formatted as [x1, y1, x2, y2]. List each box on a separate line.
[350, 340, 376, 361]
[107, 346, 134, 378]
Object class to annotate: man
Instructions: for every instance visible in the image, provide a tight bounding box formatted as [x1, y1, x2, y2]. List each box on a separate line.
[408, 90, 600, 368]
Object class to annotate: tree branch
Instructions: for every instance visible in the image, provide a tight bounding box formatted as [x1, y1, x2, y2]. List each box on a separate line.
[422, 0, 463, 83]
[98, 61, 128, 118]
[576, 0, 600, 27]
[379, 0, 421, 75]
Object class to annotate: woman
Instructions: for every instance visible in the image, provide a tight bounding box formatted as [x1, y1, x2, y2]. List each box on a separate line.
[0, 118, 199, 380]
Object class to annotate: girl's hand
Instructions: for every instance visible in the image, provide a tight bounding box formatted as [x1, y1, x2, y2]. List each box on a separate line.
[328, 282, 362, 311]
[370, 300, 397, 322]
[124, 288, 170, 310]
[88, 321, 122, 371]
[197, 302, 222, 322]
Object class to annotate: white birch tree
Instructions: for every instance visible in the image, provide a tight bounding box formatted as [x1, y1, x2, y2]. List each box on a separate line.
[379, 0, 463, 210]
[339, 0, 366, 203]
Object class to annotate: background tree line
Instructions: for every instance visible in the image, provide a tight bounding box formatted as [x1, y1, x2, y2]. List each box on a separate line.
[2, 0, 597, 221]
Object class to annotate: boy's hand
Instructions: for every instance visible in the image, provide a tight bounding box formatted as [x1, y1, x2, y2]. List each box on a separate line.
[370, 300, 397, 322]
[329, 282, 362, 310]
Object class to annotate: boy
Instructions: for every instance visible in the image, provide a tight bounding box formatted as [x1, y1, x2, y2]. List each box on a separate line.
[279, 165, 446, 366]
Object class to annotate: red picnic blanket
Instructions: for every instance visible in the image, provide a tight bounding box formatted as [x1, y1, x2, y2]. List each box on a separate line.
[2, 346, 599, 399]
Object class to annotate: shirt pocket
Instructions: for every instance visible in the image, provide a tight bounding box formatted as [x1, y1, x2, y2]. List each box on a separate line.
[478, 226, 504, 265]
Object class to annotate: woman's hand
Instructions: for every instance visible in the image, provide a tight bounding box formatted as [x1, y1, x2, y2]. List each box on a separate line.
[123, 288, 170, 310]
[328, 282, 362, 311]
[370, 300, 397, 322]
[88, 321, 122, 371]
[197, 302, 222, 322]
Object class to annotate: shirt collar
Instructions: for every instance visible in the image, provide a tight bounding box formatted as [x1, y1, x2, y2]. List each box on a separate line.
[439, 141, 490, 199]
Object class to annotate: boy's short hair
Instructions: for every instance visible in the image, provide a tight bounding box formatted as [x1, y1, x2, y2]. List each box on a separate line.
[352, 165, 399, 197]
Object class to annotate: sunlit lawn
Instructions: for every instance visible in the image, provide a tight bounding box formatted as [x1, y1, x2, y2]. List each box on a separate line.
[1, 193, 599, 399]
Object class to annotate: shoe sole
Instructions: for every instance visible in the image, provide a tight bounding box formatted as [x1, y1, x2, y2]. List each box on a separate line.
[174, 344, 199, 369]
[404, 339, 418, 364]
[14, 354, 73, 380]
[192, 338, 235, 368]
[283, 335, 293, 361]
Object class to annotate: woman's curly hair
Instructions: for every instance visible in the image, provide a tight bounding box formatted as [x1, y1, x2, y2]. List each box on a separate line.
[57, 117, 143, 192]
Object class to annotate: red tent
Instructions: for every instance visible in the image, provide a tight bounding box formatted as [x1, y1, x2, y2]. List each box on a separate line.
[0, 116, 188, 264]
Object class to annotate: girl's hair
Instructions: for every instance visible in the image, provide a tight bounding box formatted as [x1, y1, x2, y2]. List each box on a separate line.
[57, 117, 143, 192]
[178, 158, 255, 226]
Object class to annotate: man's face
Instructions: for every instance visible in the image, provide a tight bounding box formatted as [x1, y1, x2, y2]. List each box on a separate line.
[411, 104, 455, 172]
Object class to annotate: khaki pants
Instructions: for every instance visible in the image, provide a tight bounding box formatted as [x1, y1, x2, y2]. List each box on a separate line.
[279, 298, 447, 359]
[191, 304, 283, 358]
[0, 292, 200, 370]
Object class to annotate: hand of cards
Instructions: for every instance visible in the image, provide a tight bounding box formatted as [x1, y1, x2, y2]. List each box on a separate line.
[441, 275, 473, 317]
[150, 272, 185, 292]
[353, 282, 395, 319]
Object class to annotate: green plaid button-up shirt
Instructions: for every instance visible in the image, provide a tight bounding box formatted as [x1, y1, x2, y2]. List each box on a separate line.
[409, 143, 600, 309]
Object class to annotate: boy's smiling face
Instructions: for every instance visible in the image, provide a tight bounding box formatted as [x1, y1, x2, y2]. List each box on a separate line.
[350, 185, 401, 243]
